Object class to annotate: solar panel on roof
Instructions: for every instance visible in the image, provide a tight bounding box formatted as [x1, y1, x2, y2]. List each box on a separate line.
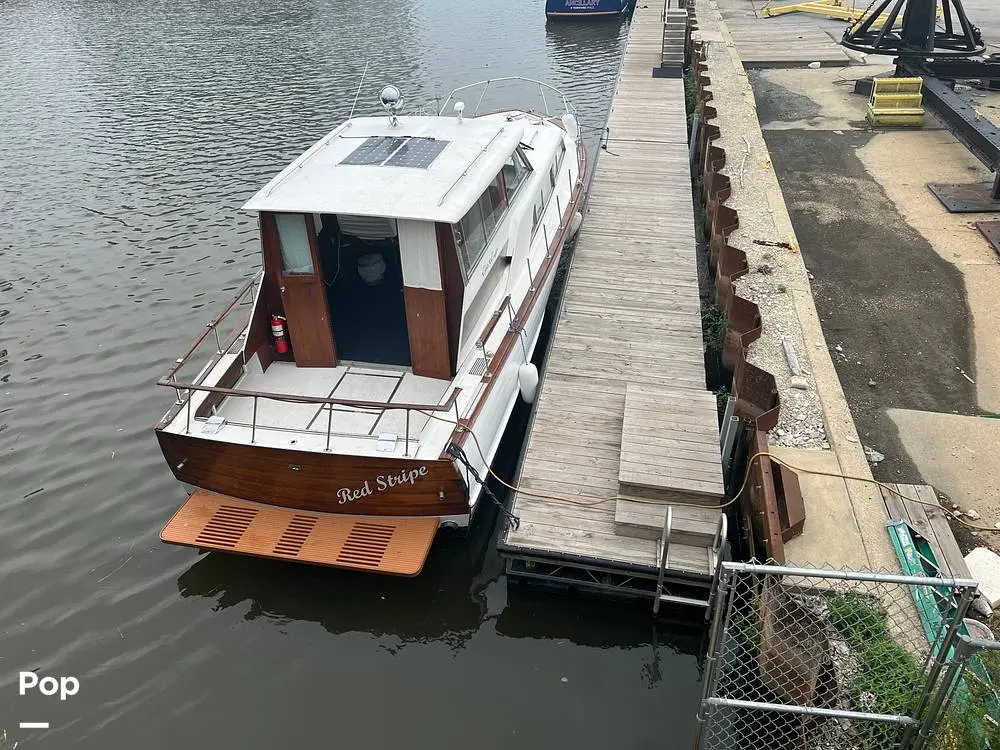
[385, 138, 450, 168]
[339, 136, 449, 169]
[340, 137, 408, 166]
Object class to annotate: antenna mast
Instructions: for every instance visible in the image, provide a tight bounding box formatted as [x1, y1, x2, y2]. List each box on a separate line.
[349, 60, 370, 120]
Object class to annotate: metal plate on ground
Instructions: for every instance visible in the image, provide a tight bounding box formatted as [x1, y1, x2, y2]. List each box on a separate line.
[975, 220, 1000, 255]
[927, 182, 1000, 213]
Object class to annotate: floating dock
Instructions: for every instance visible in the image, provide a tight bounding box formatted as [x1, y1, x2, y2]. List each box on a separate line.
[498, 2, 727, 608]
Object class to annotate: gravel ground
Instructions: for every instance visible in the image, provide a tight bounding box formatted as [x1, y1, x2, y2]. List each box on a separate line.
[696, 32, 829, 450]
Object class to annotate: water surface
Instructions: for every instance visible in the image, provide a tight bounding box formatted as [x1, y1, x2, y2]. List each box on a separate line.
[0, 1, 705, 746]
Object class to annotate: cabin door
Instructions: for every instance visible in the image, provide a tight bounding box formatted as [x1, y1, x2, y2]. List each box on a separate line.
[272, 212, 337, 367]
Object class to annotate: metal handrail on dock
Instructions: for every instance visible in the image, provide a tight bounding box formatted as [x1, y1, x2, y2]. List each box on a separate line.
[653, 507, 674, 615]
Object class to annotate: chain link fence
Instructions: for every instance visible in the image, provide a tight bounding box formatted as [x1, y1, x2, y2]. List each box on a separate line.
[695, 562, 988, 750]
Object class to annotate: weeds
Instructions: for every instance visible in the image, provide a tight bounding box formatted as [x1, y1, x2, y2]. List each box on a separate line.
[702, 304, 727, 355]
[932, 649, 1000, 750]
[827, 592, 923, 748]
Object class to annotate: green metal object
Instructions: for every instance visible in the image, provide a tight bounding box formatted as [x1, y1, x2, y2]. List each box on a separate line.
[886, 519, 999, 746]
[886, 519, 958, 647]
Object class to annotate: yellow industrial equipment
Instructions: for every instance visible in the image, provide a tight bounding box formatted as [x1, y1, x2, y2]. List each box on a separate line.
[760, 0, 941, 24]
[866, 77, 925, 127]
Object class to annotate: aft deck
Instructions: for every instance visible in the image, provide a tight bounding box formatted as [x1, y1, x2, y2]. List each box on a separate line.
[161, 355, 463, 460]
[214, 362, 451, 443]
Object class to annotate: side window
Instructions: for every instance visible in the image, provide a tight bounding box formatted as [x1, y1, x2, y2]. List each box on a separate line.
[531, 190, 546, 235]
[501, 149, 531, 200]
[454, 177, 510, 279]
[549, 140, 566, 191]
[456, 205, 487, 274]
[478, 182, 505, 239]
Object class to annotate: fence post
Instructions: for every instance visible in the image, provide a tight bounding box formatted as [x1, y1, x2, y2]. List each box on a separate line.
[692, 565, 735, 749]
[911, 636, 973, 750]
[901, 584, 976, 749]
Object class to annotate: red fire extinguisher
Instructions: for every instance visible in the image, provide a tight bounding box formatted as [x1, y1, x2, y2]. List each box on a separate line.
[271, 314, 289, 354]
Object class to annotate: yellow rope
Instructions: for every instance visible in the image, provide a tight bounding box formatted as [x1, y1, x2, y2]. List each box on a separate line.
[420, 409, 997, 532]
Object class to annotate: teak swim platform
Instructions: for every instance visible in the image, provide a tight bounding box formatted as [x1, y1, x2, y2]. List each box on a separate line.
[498, 2, 728, 608]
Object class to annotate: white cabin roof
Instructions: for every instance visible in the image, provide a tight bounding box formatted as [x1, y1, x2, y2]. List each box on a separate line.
[242, 114, 527, 224]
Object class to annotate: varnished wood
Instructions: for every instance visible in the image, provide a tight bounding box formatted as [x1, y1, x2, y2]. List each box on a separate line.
[403, 286, 451, 380]
[258, 214, 288, 366]
[156, 430, 469, 516]
[265, 211, 338, 368]
[161, 490, 439, 576]
[436, 222, 464, 375]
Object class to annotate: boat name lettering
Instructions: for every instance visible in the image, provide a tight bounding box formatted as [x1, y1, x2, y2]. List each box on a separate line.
[337, 466, 430, 503]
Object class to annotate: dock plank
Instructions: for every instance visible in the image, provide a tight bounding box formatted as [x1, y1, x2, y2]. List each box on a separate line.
[501, 2, 723, 582]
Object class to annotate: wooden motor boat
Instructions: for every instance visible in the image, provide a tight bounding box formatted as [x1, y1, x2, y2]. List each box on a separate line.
[154, 78, 587, 576]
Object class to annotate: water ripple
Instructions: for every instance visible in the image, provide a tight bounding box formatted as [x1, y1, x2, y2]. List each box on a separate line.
[0, 2, 704, 748]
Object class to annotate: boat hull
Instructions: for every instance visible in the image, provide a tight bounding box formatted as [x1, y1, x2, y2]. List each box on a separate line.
[155, 430, 469, 517]
[545, 0, 630, 17]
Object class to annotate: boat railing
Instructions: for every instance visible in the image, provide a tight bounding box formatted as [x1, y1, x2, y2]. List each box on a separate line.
[163, 381, 463, 457]
[157, 271, 464, 456]
[438, 77, 576, 119]
[159, 270, 263, 392]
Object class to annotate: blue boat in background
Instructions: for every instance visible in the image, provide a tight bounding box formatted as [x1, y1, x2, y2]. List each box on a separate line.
[545, 0, 632, 18]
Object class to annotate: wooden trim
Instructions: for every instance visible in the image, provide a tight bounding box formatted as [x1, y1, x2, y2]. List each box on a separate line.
[476, 295, 511, 348]
[436, 222, 465, 375]
[271, 211, 338, 368]
[446, 143, 588, 454]
[404, 286, 451, 379]
[259, 213, 290, 365]
[156, 431, 469, 516]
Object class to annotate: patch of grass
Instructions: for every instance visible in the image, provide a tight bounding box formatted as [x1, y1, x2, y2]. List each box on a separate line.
[827, 592, 923, 748]
[715, 386, 730, 421]
[683, 67, 703, 128]
[702, 303, 727, 355]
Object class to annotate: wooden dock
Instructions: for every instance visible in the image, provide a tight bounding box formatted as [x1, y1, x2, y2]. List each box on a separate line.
[881, 484, 973, 581]
[499, 3, 727, 608]
[714, 0, 851, 68]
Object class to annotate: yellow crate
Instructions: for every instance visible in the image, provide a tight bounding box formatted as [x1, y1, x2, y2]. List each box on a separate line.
[870, 77, 924, 99]
[866, 109, 925, 127]
[867, 77, 924, 127]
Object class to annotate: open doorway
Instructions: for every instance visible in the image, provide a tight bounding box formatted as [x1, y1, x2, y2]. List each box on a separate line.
[317, 214, 411, 366]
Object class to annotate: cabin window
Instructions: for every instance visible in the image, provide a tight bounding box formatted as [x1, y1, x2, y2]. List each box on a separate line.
[455, 180, 508, 279]
[479, 182, 505, 238]
[550, 140, 566, 190]
[531, 190, 547, 235]
[501, 149, 531, 200]
[274, 213, 314, 274]
[531, 140, 568, 239]
[456, 205, 487, 274]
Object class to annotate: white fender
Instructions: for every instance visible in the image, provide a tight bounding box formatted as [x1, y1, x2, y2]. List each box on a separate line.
[561, 113, 579, 140]
[518, 363, 539, 404]
[568, 211, 583, 240]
